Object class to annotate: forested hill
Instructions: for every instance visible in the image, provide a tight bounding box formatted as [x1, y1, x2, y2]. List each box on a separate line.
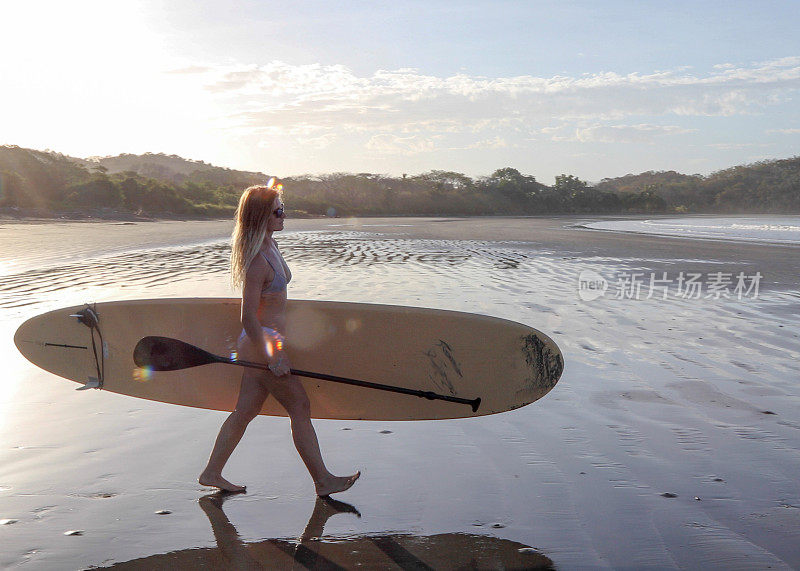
[73, 152, 268, 188]
[0, 147, 265, 218]
[596, 171, 701, 193]
[1, 145, 798, 219]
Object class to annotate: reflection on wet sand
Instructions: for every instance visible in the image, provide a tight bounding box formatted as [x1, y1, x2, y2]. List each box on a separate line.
[101, 493, 554, 569]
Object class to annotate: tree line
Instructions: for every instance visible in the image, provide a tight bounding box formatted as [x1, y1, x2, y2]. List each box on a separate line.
[1, 145, 798, 218]
[0, 146, 245, 218]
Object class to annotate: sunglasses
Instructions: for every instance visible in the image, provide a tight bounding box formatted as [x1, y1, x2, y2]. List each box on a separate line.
[273, 206, 285, 218]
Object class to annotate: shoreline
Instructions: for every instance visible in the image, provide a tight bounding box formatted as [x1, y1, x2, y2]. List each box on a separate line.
[573, 223, 800, 248]
[3, 209, 797, 225]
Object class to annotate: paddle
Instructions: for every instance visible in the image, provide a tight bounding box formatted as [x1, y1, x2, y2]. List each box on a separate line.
[133, 336, 481, 412]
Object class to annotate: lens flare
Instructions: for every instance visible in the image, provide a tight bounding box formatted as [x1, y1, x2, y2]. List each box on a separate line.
[133, 366, 153, 383]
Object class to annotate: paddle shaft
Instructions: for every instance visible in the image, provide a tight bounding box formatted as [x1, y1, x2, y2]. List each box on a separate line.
[217, 355, 481, 412]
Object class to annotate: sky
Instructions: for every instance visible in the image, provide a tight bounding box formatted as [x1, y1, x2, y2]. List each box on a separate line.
[1, 0, 799, 182]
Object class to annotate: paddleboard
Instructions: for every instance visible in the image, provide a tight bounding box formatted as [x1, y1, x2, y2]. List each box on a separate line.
[14, 298, 563, 420]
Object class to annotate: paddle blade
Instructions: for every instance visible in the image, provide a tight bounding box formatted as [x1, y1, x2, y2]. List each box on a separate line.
[133, 336, 221, 371]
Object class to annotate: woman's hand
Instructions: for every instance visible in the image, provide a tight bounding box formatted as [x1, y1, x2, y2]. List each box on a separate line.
[268, 352, 291, 376]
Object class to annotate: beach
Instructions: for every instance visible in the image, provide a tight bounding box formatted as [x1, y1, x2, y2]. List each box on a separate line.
[1, 215, 799, 569]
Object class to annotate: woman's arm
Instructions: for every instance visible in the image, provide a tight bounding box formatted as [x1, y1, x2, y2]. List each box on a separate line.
[240, 256, 272, 363]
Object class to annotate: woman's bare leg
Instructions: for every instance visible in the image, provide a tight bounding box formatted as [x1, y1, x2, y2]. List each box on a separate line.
[267, 375, 360, 496]
[199, 371, 268, 492]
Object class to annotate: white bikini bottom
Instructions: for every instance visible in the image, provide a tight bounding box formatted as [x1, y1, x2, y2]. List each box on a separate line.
[238, 325, 283, 348]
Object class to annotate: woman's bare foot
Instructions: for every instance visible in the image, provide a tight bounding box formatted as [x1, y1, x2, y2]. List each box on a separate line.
[199, 472, 246, 493]
[315, 471, 360, 497]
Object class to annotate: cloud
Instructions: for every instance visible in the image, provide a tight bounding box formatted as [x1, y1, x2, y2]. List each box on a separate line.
[194, 56, 799, 126]
[464, 136, 509, 150]
[768, 128, 800, 134]
[708, 142, 769, 150]
[366, 134, 438, 155]
[297, 133, 339, 150]
[175, 56, 800, 166]
[540, 123, 696, 144]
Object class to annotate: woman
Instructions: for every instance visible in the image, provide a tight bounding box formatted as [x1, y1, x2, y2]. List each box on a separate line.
[199, 180, 360, 496]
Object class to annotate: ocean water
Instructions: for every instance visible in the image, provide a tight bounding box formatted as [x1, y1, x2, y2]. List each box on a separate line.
[1, 217, 799, 569]
[584, 216, 800, 245]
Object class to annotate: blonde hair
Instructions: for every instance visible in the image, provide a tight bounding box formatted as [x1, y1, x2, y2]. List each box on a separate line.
[230, 183, 282, 289]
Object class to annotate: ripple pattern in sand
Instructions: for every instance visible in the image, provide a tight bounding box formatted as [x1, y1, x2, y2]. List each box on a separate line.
[0, 242, 231, 310]
[0, 232, 576, 314]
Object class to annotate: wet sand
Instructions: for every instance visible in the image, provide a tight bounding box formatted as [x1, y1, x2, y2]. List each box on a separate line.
[1, 216, 799, 569]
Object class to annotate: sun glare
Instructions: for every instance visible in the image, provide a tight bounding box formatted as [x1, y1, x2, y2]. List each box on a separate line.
[0, 0, 215, 159]
[0, 324, 28, 431]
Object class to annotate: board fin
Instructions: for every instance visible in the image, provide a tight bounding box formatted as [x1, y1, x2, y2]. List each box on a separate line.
[72, 305, 105, 389]
[76, 377, 102, 390]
